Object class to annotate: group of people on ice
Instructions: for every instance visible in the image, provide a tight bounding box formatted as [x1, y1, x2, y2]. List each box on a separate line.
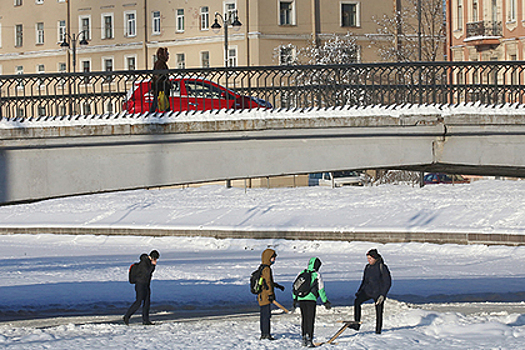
[123, 247, 392, 347]
[256, 247, 392, 347]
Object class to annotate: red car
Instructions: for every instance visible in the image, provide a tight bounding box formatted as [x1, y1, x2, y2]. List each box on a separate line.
[123, 78, 272, 113]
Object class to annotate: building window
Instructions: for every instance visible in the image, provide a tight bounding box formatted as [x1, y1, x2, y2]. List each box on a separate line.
[36, 0, 43, 4]
[279, 46, 295, 65]
[16, 65, 24, 90]
[200, 7, 209, 30]
[279, 1, 295, 25]
[227, 47, 237, 67]
[81, 60, 90, 84]
[126, 56, 136, 70]
[201, 51, 210, 68]
[341, 2, 359, 27]
[37, 64, 45, 87]
[80, 16, 91, 40]
[472, 0, 478, 22]
[102, 14, 114, 39]
[15, 24, 23, 47]
[58, 20, 66, 43]
[225, 2, 236, 22]
[36, 22, 44, 44]
[508, 0, 516, 21]
[457, 0, 463, 30]
[125, 11, 136, 37]
[176, 53, 185, 69]
[58, 62, 66, 86]
[152, 11, 161, 35]
[176, 9, 184, 32]
[103, 58, 113, 82]
[14, 0, 22, 6]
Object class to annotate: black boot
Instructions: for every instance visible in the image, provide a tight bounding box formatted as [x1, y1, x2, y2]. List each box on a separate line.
[349, 323, 360, 331]
[302, 335, 308, 346]
[305, 335, 315, 347]
[123, 316, 130, 326]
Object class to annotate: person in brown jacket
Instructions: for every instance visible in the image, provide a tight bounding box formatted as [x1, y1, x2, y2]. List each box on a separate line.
[257, 248, 285, 340]
[149, 47, 170, 112]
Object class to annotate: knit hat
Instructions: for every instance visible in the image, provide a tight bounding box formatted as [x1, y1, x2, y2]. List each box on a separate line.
[366, 249, 380, 260]
[149, 250, 160, 260]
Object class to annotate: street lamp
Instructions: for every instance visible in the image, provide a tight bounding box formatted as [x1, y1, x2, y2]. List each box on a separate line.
[60, 31, 89, 73]
[211, 10, 242, 67]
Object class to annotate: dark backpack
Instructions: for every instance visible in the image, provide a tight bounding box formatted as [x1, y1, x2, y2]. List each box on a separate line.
[250, 264, 268, 295]
[293, 270, 313, 297]
[129, 263, 139, 284]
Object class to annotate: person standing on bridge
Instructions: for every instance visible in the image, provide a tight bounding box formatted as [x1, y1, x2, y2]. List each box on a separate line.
[351, 249, 391, 334]
[149, 47, 171, 113]
[124, 250, 160, 325]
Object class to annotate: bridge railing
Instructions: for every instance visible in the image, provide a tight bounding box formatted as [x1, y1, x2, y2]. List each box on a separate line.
[1, 61, 525, 120]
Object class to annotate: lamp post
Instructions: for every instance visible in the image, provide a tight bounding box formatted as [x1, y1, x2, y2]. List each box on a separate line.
[60, 31, 88, 73]
[211, 10, 242, 67]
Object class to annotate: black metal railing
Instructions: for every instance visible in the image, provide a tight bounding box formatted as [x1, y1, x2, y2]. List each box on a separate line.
[1, 61, 525, 120]
[466, 21, 502, 38]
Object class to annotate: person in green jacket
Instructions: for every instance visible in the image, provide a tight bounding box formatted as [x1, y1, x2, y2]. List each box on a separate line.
[293, 257, 331, 347]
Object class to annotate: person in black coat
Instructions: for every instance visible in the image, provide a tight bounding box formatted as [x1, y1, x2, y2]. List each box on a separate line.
[352, 249, 392, 334]
[123, 250, 160, 325]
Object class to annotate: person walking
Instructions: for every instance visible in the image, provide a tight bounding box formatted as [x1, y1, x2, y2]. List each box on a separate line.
[149, 47, 170, 112]
[123, 250, 160, 325]
[293, 257, 331, 347]
[352, 249, 392, 334]
[257, 248, 285, 340]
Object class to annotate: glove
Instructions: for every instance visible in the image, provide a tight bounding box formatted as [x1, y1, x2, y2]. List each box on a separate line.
[268, 294, 275, 302]
[275, 283, 285, 291]
[324, 301, 332, 310]
[293, 299, 298, 309]
[375, 295, 385, 305]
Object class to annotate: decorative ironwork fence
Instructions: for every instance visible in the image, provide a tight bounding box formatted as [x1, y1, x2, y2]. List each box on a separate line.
[1, 61, 525, 120]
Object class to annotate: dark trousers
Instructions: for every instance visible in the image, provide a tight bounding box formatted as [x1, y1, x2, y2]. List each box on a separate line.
[354, 292, 384, 334]
[299, 300, 317, 338]
[260, 304, 272, 336]
[125, 283, 151, 322]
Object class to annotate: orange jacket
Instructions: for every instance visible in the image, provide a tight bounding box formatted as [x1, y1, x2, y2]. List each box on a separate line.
[257, 249, 276, 306]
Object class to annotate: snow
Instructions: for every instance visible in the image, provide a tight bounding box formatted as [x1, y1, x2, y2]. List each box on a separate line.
[1, 180, 525, 349]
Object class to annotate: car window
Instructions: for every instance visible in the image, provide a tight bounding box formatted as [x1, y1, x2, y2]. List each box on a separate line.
[333, 171, 358, 178]
[169, 81, 181, 97]
[185, 81, 229, 99]
[309, 173, 322, 179]
[323, 173, 331, 180]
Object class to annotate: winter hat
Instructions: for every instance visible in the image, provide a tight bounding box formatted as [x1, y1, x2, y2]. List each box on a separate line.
[149, 250, 160, 260]
[366, 249, 380, 260]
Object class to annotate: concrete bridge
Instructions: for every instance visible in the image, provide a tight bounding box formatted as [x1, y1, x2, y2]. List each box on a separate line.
[1, 105, 525, 205]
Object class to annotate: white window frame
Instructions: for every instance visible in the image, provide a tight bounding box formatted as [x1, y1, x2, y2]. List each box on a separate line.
[36, 0, 43, 4]
[14, 0, 22, 6]
[227, 46, 237, 67]
[200, 7, 209, 30]
[508, 0, 516, 21]
[79, 15, 91, 41]
[36, 22, 45, 45]
[278, 1, 296, 26]
[58, 20, 66, 43]
[152, 11, 161, 35]
[456, 0, 463, 30]
[58, 62, 66, 87]
[200, 51, 210, 68]
[80, 58, 91, 84]
[224, 2, 237, 23]
[472, 0, 478, 22]
[176, 9, 185, 32]
[16, 65, 24, 90]
[125, 55, 137, 71]
[124, 11, 137, 37]
[37, 64, 45, 88]
[176, 53, 185, 69]
[340, 1, 360, 27]
[15, 24, 23, 47]
[102, 57, 114, 82]
[101, 13, 114, 39]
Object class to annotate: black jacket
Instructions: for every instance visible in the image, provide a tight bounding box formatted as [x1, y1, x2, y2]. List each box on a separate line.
[135, 254, 156, 285]
[357, 258, 391, 299]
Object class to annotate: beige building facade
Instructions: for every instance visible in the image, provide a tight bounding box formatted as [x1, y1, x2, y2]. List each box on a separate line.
[447, 0, 525, 61]
[0, 0, 395, 75]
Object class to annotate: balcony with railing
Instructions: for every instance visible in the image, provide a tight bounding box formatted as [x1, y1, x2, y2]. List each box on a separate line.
[465, 21, 502, 48]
